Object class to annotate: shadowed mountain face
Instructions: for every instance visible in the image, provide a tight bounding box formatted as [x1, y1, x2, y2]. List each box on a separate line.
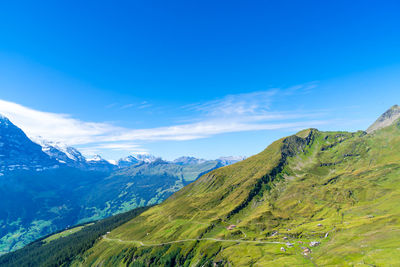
[56, 106, 400, 266]
[0, 116, 236, 254]
[0, 116, 59, 173]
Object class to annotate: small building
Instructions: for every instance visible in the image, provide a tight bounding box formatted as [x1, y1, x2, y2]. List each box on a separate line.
[227, 225, 236, 230]
[302, 247, 311, 255]
[310, 241, 321, 247]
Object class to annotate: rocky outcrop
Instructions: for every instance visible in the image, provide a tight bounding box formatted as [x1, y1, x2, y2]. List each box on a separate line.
[367, 105, 400, 133]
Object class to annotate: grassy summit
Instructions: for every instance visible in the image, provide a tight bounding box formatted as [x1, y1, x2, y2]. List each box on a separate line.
[69, 110, 400, 266]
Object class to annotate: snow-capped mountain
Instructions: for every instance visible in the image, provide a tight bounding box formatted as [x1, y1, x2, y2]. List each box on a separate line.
[32, 137, 87, 168]
[33, 138, 119, 171]
[132, 153, 158, 163]
[117, 154, 158, 168]
[0, 115, 59, 174]
[117, 155, 139, 168]
[0, 114, 245, 174]
[86, 154, 117, 172]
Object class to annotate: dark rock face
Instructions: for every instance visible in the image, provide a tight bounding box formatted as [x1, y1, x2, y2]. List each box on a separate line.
[0, 116, 58, 174]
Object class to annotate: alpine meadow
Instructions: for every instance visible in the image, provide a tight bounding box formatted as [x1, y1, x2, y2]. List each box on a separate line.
[1, 1, 400, 266]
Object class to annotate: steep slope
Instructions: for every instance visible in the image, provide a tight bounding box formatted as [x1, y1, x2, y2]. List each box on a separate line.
[72, 111, 400, 266]
[0, 115, 59, 174]
[367, 104, 400, 133]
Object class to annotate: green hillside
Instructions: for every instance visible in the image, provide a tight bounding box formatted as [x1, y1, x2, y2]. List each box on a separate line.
[69, 113, 400, 266]
[0, 206, 150, 267]
[0, 158, 221, 254]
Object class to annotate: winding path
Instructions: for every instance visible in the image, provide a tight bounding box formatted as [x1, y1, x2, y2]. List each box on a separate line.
[102, 235, 285, 247]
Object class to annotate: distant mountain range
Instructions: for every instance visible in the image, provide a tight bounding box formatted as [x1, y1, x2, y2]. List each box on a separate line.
[0, 115, 244, 254]
[32, 130, 245, 172]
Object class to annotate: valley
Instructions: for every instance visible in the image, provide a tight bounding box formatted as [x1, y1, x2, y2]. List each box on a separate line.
[0, 116, 242, 254]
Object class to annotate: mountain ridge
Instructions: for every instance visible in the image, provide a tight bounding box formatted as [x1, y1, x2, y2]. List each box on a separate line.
[63, 106, 400, 266]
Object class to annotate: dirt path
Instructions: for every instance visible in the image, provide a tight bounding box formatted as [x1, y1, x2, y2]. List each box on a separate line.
[102, 235, 285, 247]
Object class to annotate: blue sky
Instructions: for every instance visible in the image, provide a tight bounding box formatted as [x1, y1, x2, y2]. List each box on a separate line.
[0, 1, 400, 160]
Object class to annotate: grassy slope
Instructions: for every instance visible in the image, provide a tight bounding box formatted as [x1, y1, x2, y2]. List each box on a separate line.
[73, 123, 400, 266]
[0, 206, 150, 267]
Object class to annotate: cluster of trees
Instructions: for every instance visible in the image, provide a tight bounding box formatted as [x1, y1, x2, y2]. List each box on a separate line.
[0, 206, 150, 267]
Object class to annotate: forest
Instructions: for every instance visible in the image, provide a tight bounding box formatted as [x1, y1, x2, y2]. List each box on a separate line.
[0, 206, 150, 267]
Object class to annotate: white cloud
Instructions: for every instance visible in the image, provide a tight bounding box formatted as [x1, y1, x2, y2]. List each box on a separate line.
[0, 99, 123, 145]
[0, 84, 328, 156]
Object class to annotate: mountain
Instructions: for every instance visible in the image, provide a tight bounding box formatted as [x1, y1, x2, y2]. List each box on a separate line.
[173, 156, 245, 165]
[34, 106, 400, 266]
[173, 156, 207, 165]
[32, 137, 88, 168]
[117, 155, 140, 168]
[33, 138, 118, 172]
[0, 115, 231, 254]
[0, 115, 59, 174]
[367, 104, 400, 133]
[117, 154, 158, 168]
[86, 154, 117, 172]
[131, 153, 157, 163]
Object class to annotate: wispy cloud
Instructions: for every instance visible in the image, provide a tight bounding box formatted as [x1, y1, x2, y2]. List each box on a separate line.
[0, 83, 329, 156]
[137, 101, 152, 109]
[187, 90, 277, 117]
[185, 82, 318, 118]
[106, 101, 153, 110]
[120, 103, 135, 109]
